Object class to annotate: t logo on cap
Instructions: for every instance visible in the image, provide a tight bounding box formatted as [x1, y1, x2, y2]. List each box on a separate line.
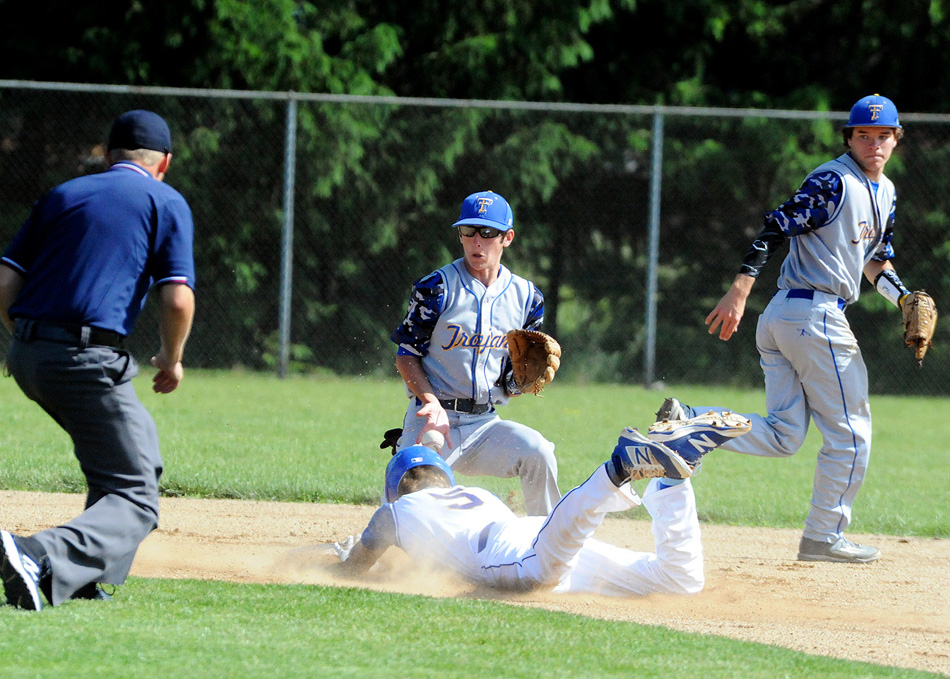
[452, 190, 514, 231]
[844, 94, 901, 129]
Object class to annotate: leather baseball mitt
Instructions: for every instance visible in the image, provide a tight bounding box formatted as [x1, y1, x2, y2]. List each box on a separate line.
[506, 329, 561, 395]
[901, 291, 937, 367]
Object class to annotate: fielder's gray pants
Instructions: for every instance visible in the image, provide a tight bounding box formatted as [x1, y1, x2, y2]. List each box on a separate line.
[7, 336, 162, 605]
[399, 402, 561, 516]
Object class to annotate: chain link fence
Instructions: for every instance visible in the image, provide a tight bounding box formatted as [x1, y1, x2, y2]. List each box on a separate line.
[1, 81, 947, 395]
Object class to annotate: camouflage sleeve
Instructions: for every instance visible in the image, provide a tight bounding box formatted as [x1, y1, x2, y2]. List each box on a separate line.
[739, 171, 843, 277]
[871, 194, 897, 262]
[524, 284, 544, 330]
[390, 271, 445, 357]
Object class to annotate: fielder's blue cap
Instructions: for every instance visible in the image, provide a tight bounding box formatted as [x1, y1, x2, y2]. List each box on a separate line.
[452, 190, 514, 230]
[844, 94, 901, 129]
[384, 445, 455, 503]
[108, 110, 173, 153]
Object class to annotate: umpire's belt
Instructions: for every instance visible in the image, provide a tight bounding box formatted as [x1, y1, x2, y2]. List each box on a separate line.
[14, 319, 125, 349]
[776, 289, 846, 310]
[437, 398, 493, 415]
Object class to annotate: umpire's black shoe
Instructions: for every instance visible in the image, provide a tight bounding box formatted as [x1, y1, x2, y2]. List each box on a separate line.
[0, 530, 45, 610]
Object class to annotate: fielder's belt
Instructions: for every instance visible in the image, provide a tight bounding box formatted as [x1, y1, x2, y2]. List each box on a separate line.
[438, 398, 493, 415]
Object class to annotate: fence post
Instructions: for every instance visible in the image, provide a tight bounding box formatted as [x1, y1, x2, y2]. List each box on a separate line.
[644, 110, 664, 387]
[278, 95, 298, 378]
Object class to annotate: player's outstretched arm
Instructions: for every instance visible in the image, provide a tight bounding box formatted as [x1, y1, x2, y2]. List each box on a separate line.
[706, 274, 755, 341]
[335, 510, 395, 575]
[338, 540, 384, 574]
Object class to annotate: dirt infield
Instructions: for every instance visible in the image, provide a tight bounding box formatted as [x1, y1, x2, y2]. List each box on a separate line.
[3, 489, 949, 676]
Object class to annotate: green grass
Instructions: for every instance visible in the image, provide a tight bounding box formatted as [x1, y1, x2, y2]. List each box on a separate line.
[0, 579, 939, 679]
[0, 370, 947, 679]
[0, 371, 945, 537]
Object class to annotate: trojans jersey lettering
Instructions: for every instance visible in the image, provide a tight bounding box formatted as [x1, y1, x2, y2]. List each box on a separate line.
[422, 258, 539, 405]
[778, 152, 895, 305]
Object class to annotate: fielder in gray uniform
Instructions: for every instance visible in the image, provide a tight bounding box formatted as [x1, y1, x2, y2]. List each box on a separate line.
[390, 190, 560, 515]
[659, 94, 919, 563]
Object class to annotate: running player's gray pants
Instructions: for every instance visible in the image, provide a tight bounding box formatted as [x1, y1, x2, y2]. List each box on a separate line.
[7, 338, 162, 605]
[399, 404, 560, 516]
[693, 290, 871, 542]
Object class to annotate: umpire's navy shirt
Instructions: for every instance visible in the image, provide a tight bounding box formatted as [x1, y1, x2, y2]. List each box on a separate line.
[2, 162, 195, 336]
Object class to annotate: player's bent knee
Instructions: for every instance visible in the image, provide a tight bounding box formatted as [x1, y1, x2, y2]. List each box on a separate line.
[524, 439, 557, 472]
[772, 437, 805, 457]
[682, 574, 705, 595]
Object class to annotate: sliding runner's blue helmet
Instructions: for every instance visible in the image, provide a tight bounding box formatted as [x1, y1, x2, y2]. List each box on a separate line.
[384, 445, 455, 502]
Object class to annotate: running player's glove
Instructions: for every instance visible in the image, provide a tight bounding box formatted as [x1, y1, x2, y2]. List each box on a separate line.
[506, 329, 561, 395]
[901, 291, 937, 368]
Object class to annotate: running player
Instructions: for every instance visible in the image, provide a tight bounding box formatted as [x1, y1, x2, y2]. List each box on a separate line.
[660, 94, 915, 563]
[390, 190, 559, 515]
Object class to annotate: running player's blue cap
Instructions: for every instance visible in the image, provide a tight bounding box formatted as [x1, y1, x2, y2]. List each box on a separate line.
[384, 445, 455, 502]
[844, 94, 901, 129]
[108, 110, 173, 153]
[452, 191, 514, 230]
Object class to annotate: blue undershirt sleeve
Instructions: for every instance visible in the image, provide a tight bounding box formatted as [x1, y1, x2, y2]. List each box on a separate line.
[360, 505, 398, 552]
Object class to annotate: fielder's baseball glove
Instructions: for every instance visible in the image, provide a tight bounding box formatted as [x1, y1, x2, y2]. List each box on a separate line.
[506, 329, 561, 395]
[901, 291, 938, 367]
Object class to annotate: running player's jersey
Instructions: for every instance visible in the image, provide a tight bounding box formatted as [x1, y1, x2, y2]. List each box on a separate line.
[739, 152, 895, 305]
[776, 153, 895, 305]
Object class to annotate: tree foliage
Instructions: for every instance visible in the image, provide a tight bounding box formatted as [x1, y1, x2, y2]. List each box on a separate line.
[1, 0, 948, 393]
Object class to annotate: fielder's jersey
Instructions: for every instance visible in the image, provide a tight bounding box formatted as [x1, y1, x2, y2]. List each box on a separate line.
[2, 162, 196, 335]
[391, 258, 543, 406]
[740, 152, 895, 305]
[361, 485, 517, 582]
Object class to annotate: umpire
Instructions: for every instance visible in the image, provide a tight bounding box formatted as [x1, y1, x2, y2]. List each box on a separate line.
[0, 110, 196, 609]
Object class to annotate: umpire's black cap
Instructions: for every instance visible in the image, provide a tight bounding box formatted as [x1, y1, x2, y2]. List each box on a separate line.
[108, 110, 172, 153]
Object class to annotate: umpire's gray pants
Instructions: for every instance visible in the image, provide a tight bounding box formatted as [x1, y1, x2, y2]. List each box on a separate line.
[7, 337, 162, 605]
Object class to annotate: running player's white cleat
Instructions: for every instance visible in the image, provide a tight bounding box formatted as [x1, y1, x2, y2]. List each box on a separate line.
[647, 411, 751, 468]
[611, 428, 692, 481]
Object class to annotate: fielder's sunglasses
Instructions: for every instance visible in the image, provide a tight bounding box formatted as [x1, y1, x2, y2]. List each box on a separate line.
[457, 225, 504, 239]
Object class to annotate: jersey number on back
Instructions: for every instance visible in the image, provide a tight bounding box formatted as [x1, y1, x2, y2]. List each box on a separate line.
[434, 488, 484, 510]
